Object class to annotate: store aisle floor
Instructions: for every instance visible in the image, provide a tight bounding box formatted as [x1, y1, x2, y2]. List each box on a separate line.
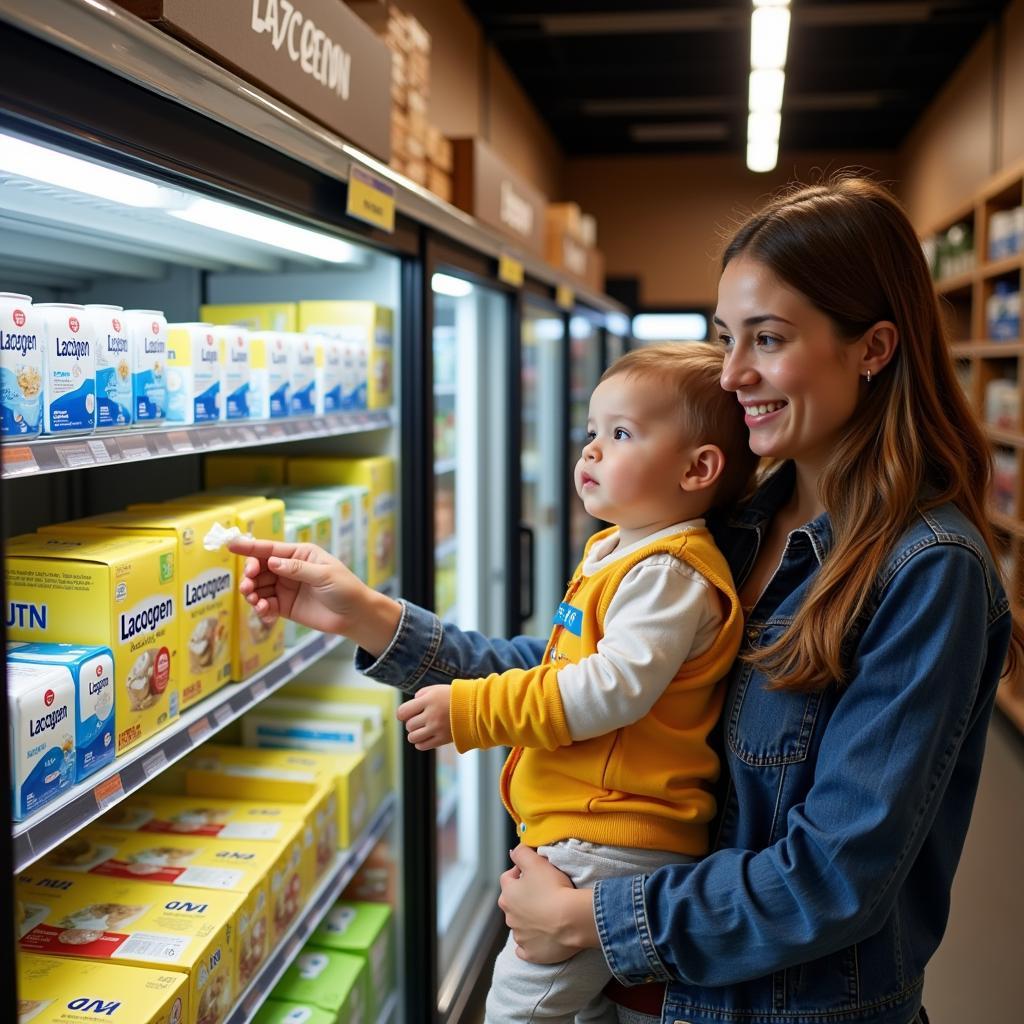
[923, 713, 1024, 1023]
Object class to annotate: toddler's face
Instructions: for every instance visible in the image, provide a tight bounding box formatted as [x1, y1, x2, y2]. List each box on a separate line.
[575, 374, 698, 532]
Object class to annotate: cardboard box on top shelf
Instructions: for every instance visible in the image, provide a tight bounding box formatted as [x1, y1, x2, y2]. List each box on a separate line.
[16, 868, 243, 1024]
[586, 247, 606, 294]
[580, 211, 598, 249]
[546, 226, 589, 280]
[405, 132, 427, 162]
[547, 202, 584, 243]
[428, 166, 453, 204]
[427, 126, 453, 173]
[113, 0, 392, 163]
[18, 955, 190, 1024]
[405, 157, 429, 187]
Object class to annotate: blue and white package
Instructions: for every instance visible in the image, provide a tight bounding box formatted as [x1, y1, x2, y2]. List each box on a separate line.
[7, 642, 115, 783]
[7, 659, 75, 820]
[267, 332, 292, 418]
[166, 322, 221, 424]
[124, 308, 167, 425]
[318, 334, 343, 414]
[36, 302, 96, 435]
[0, 292, 41, 439]
[87, 304, 132, 430]
[290, 333, 319, 416]
[218, 325, 252, 420]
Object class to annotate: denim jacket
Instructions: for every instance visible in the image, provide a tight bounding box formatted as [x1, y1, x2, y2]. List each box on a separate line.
[356, 462, 1011, 1024]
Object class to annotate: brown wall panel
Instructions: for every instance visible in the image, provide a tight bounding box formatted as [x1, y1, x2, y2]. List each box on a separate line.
[1001, 0, 1024, 169]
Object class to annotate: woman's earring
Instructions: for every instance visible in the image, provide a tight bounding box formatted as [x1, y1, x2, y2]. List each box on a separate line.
[866, 369, 872, 383]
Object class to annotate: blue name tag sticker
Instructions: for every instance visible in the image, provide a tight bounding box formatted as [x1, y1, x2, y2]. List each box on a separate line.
[553, 602, 583, 636]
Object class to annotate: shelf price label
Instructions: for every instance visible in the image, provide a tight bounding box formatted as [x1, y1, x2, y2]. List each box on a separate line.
[556, 284, 575, 311]
[2, 445, 39, 477]
[346, 165, 396, 233]
[498, 253, 524, 288]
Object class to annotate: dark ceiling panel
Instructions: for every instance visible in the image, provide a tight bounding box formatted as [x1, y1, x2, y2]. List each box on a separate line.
[466, 0, 1011, 156]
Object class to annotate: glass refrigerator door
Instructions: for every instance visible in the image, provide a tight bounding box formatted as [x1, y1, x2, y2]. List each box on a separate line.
[520, 301, 567, 636]
[430, 272, 512, 1006]
[567, 311, 606, 569]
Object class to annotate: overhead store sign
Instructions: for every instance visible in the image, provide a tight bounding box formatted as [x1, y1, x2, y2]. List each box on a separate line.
[450, 138, 547, 258]
[116, 0, 392, 162]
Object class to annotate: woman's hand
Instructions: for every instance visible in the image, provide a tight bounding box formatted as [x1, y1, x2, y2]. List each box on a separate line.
[396, 685, 453, 750]
[227, 537, 401, 656]
[498, 845, 600, 963]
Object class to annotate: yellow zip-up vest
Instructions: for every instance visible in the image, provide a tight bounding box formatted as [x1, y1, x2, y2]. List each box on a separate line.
[449, 525, 743, 855]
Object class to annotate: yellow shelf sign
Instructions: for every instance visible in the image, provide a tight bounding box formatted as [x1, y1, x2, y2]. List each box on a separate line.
[556, 284, 575, 311]
[347, 165, 396, 233]
[498, 253, 524, 287]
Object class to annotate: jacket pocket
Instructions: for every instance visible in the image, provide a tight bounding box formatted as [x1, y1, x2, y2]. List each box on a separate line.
[727, 625, 823, 767]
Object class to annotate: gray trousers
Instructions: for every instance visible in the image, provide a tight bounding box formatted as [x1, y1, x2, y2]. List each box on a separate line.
[484, 839, 689, 1024]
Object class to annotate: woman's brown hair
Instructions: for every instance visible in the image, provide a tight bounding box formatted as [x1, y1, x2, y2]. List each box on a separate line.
[723, 174, 1024, 691]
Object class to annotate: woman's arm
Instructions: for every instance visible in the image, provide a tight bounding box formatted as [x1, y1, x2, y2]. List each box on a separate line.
[354, 600, 548, 692]
[503, 543, 1010, 985]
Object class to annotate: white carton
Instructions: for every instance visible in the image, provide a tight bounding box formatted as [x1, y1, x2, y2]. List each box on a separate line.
[0, 291, 42, 439]
[167, 322, 221, 424]
[218, 326, 252, 420]
[290, 333, 319, 416]
[7, 642, 115, 784]
[87, 304, 132, 430]
[318, 333, 343, 414]
[124, 309, 167, 425]
[36, 302, 96, 435]
[267, 332, 292, 418]
[8, 660, 75, 820]
[248, 331, 270, 420]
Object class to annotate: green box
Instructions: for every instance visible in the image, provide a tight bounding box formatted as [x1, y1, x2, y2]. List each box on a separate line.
[272, 946, 368, 1023]
[310, 901, 394, 1023]
[252, 999, 335, 1024]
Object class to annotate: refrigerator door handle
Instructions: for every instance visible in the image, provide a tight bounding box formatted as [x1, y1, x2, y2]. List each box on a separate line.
[519, 522, 536, 624]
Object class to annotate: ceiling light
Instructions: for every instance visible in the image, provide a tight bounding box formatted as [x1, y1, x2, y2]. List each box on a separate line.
[747, 139, 780, 173]
[747, 111, 782, 144]
[749, 69, 785, 112]
[0, 133, 166, 207]
[750, 6, 791, 69]
[632, 313, 708, 342]
[170, 197, 358, 262]
[432, 273, 474, 297]
[752, 0, 790, 8]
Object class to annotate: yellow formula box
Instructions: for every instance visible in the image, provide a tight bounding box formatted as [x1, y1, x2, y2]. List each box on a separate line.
[186, 743, 369, 852]
[200, 302, 297, 332]
[100, 792, 318, 905]
[286, 457, 395, 587]
[18, 954, 190, 1024]
[16, 869, 242, 1024]
[203, 454, 288, 489]
[39, 508, 234, 711]
[43, 825, 300, 988]
[140, 495, 285, 681]
[297, 301, 393, 410]
[5, 533, 179, 756]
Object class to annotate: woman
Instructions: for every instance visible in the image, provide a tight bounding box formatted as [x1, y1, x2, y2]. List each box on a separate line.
[233, 177, 1018, 1024]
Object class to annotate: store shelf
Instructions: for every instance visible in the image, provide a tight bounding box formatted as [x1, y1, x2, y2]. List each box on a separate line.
[979, 254, 1023, 280]
[226, 793, 397, 1024]
[11, 574, 398, 872]
[950, 341, 1024, 358]
[984, 425, 1024, 448]
[1, 410, 396, 480]
[434, 457, 457, 475]
[935, 269, 976, 296]
[435, 535, 458, 561]
[988, 507, 1024, 539]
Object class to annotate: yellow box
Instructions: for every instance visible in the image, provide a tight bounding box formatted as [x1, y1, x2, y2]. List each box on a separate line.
[18, 954, 190, 1024]
[139, 496, 285, 681]
[204, 455, 288, 489]
[186, 743, 369, 851]
[16, 869, 242, 1024]
[286, 458, 395, 587]
[5, 533, 179, 755]
[43, 825, 300, 989]
[199, 302, 297, 332]
[296, 301, 393, 410]
[184, 745, 338, 872]
[39, 508, 234, 710]
[100, 792, 318, 904]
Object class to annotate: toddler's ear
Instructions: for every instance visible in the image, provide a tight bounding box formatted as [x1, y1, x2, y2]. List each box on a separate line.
[680, 444, 725, 492]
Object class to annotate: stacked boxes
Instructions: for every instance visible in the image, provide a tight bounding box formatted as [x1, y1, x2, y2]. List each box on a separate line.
[269, 947, 368, 1024]
[5, 532, 180, 756]
[545, 201, 605, 293]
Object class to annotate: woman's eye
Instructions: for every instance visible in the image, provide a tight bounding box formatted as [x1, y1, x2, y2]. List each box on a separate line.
[718, 334, 734, 348]
[756, 333, 782, 348]
[613, 428, 630, 441]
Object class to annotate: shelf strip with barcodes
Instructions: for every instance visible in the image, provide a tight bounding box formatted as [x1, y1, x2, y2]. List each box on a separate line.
[2, 409, 396, 479]
[226, 794, 398, 1024]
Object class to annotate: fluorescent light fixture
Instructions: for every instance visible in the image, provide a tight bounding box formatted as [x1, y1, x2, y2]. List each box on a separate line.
[747, 138, 780, 173]
[752, 0, 790, 8]
[570, 315, 595, 340]
[171, 197, 357, 262]
[749, 68, 785, 112]
[605, 312, 631, 338]
[531, 317, 565, 343]
[750, 6, 791, 69]
[632, 313, 708, 342]
[0, 132, 166, 207]
[747, 110, 782, 144]
[431, 272, 474, 297]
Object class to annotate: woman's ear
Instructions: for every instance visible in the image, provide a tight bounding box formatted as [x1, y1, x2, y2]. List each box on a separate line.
[680, 445, 725, 493]
[861, 320, 899, 378]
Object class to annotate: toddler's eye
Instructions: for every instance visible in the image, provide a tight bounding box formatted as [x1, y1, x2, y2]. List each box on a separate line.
[613, 428, 630, 440]
[585, 430, 596, 442]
